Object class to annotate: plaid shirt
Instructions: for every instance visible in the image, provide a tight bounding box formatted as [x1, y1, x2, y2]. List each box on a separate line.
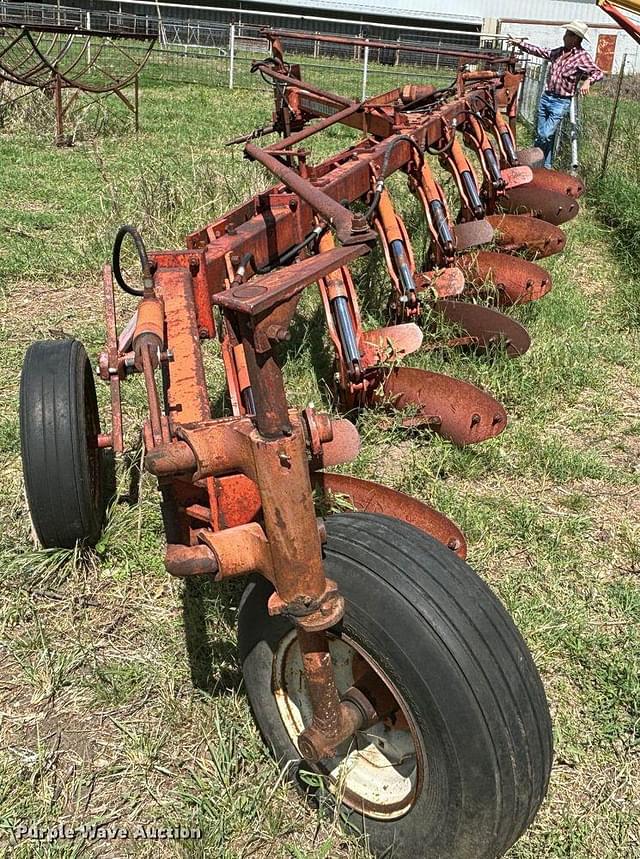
[521, 43, 604, 96]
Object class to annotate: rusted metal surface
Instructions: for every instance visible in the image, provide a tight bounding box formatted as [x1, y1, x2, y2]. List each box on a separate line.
[165, 543, 218, 577]
[487, 214, 566, 259]
[295, 628, 369, 761]
[311, 471, 467, 557]
[381, 367, 507, 445]
[431, 299, 532, 357]
[516, 147, 545, 168]
[499, 186, 580, 226]
[460, 251, 553, 305]
[245, 143, 375, 246]
[262, 27, 512, 66]
[453, 219, 496, 251]
[83, 55, 579, 764]
[0, 23, 153, 145]
[528, 167, 585, 200]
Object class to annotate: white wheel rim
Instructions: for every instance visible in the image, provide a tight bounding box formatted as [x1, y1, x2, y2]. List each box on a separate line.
[273, 630, 423, 819]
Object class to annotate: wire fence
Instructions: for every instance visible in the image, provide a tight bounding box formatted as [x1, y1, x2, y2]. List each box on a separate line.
[517, 52, 639, 181]
[1, 0, 638, 182]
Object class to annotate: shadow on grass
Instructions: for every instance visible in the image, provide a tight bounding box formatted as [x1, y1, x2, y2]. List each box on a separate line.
[181, 576, 245, 696]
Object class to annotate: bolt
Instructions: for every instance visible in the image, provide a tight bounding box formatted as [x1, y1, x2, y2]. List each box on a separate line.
[279, 451, 291, 467]
[470, 413, 481, 427]
[189, 256, 200, 275]
[289, 199, 298, 211]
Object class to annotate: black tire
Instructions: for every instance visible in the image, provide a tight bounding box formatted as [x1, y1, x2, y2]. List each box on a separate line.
[20, 338, 108, 548]
[239, 513, 552, 859]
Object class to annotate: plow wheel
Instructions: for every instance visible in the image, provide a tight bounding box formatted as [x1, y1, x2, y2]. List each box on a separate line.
[20, 339, 109, 548]
[239, 513, 553, 859]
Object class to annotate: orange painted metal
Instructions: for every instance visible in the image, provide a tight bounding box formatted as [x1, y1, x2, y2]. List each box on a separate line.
[153, 266, 210, 428]
[91, 56, 579, 763]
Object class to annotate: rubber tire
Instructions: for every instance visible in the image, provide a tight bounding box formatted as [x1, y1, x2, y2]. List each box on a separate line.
[238, 513, 552, 859]
[20, 339, 107, 548]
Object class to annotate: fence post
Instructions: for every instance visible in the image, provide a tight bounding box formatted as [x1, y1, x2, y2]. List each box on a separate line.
[600, 54, 627, 178]
[229, 22, 235, 89]
[361, 43, 369, 102]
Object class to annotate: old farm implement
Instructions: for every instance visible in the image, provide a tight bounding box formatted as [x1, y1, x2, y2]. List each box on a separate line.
[0, 19, 155, 144]
[17, 39, 584, 858]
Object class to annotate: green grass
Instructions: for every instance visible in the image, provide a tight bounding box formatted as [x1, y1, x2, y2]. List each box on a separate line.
[0, 71, 639, 858]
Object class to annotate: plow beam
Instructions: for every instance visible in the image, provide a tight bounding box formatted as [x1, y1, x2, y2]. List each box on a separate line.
[498, 186, 579, 225]
[459, 251, 553, 305]
[487, 214, 567, 259]
[312, 471, 467, 557]
[380, 366, 507, 445]
[430, 299, 531, 357]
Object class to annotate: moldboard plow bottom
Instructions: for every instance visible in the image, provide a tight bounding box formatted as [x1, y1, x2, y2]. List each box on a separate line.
[18, 39, 566, 858]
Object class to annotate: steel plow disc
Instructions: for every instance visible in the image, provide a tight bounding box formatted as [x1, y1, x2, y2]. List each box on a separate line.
[380, 366, 507, 445]
[487, 214, 566, 259]
[311, 419, 361, 468]
[459, 251, 553, 305]
[453, 218, 495, 251]
[311, 471, 467, 558]
[424, 267, 466, 297]
[516, 146, 545, 168]
[528, 166, 585, 199]
[502, 166, 534, 190]
[363, 323, 423, 360]
[498, 185, 579, 225]
[431, 299, 531, 357]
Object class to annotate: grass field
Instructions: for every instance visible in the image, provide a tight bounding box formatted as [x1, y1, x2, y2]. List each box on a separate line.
[0, 73, 639, 858]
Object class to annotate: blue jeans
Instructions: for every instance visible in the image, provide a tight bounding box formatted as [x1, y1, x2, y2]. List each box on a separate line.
[535, 92, 571, 168]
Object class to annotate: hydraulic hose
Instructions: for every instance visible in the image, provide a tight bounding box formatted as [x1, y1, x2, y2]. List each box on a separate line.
[112, 225, 152, 297]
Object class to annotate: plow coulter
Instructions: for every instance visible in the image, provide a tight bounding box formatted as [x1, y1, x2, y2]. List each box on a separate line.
[17, 38, 585, 858]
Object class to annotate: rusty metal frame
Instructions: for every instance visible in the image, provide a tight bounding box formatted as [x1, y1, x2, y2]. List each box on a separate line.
[89, 56, 581, 763]
[0, 22, 154, 144]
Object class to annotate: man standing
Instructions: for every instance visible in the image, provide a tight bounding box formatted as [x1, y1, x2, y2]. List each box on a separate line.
[509, 21, 604, 167]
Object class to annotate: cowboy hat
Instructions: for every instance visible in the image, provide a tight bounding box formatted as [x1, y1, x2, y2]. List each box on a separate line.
[563, 20, 590, 41]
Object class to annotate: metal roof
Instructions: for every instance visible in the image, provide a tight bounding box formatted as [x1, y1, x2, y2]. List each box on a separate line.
[245, 0, 626, 27]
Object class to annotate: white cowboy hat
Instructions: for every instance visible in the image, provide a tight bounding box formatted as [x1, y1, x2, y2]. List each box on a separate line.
[563, 20, 590, 41]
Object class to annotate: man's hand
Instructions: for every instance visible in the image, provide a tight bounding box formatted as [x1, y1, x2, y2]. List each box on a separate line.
[579, 80, 591, 96]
